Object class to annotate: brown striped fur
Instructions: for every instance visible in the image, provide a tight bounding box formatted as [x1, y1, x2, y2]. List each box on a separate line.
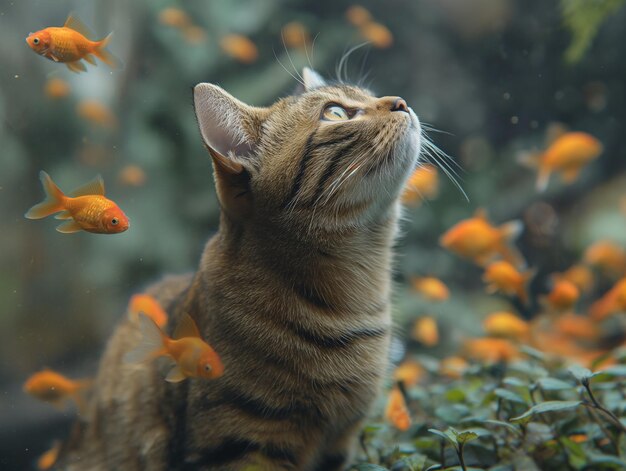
[58, 68, 421, 470]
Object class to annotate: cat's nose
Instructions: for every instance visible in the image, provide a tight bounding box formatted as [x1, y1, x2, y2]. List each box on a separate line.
[378, 96, 409, 113]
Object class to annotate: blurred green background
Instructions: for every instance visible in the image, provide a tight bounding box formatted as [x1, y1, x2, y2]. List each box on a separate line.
[1, 0, 625, 469]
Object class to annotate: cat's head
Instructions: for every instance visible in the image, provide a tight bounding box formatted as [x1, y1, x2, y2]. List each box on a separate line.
[194, 68, 421, 235]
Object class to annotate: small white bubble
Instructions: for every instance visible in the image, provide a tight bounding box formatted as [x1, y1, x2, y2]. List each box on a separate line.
[511, 116, 519, 124]
[503, 92, 511, 100]
[14, 74, 19, 79]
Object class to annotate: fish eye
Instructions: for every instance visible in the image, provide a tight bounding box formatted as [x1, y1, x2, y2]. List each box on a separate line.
[204, 364, 212, 372]
[111, 217, 119, 225]
[322, 104, 350, 121]
[33, 38, 40, 45]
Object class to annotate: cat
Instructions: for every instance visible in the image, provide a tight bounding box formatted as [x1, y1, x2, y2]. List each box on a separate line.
[58, 67, 422, 471]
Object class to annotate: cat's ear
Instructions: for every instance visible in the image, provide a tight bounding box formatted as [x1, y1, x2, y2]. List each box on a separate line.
[302, 67, 326, 90]
[194, 83, 269, 220]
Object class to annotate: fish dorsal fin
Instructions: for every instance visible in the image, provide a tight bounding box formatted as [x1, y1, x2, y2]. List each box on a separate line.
[64, 14, 93, 39]
[70, 175, 105, 197]
[173, 313, 201, 340]
[474, 208, 488, 220]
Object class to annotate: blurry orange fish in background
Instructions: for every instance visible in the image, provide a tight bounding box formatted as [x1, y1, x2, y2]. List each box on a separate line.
[553, 313, 599, 341]
[412, 316, 439, 347]
[345, 5, 393, 48]
[76, 99, 117, 129]
[439, 356, 469, 379]
[402, 164, 439, 205]
[37, 442, 61, 470]
[482, 260, 534, 304]
[519, 131, 603, 192]
[464, 337, 520, 363]
[183, 26, 207, 45]
[440, 209, 524, 267]
[543, 279, 580, 311]
[483, 311, 529, 340]
[385, 387, 411, 431]
[25, 171, 129, 234]
[44, 78, 70, 99]
[554, 264, 595, 293]
[158, 7, 192, 28]
[124, 313, 224, 382]
[220, 34, 258, 63]
[393, 360, 425, 387]
[584, 240, 626, 279]
[346, 5, 372, 26]
[26, 15, 119, 73]
[590, 277, 626, 320]
[282, 22, 310, 49]
[23, 369, 91, 411]
[411, 276, 449, 301]
[128, 294, 168, 328]
[118, 164, 147, 187]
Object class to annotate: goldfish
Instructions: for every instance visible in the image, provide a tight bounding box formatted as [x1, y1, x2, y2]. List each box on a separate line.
[412, 316, 439, 347]
[402, 164, 439, 205]
[393, 360, 424, 387]
[584, 240, 626, 278]
[37, 442, 61, 470]
[590, 277, 626, 320]
[483, 311, 529, 340]
[439, 356, 469, 379]
[23, 369, 90, 411]
[118, 164, 147, 187]
[543, 280, 580, 311]
[25, 171, 129, 234]
[553, 313, 599, 340]
[519, 131, 603, 191]
[220, 34, 258, 63]
[124, 312, 224, 382]
[26, 15, 119, 73]
[360, 22, 393, 49]
[158, 7, 192, 29]
[44, 78, 70, 99]
[76, 99, 117, 129]
[554, 264, 594, 293]
[439, 209, 524, 267]
[482, 260, 534, 304]
[346, 6, 372, 27]
[463, 337, 520, 363]
[183, 25, 207, 45]
[128, 293, 168, 328]
[282, 22, 310, 49]
[411, 276, 449, 302]
[385, 387, 411, 431]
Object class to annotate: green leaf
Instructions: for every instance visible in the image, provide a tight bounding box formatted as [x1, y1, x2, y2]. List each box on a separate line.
[502, 376, 527, 388]
[481, 419, 523, 436]
[456, 430, 479, 444]
[595, 365, 626, 379]
[584, 453, 626, 469]
[351, 464, 390, 471]
[536, 377, 574, 391]
[428, 428, 457, 446]
[569, 365, 593, 382]
[510, 400, 582, 423]
[520, 345, 546, 361]
[445, 388, 467, 403]
[494, 387, 527, 404]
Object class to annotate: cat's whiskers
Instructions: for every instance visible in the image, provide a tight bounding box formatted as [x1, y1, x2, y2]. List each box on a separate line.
[273, 47, 305, 87]
[420, 129, 469, 201]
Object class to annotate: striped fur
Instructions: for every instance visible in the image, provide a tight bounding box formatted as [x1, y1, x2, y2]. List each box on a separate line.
[58, 69, 421, 470]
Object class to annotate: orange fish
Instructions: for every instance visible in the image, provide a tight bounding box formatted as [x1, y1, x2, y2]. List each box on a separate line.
[360, 22, 393, 48]
[76, 99, 117, 129]
[23, 369, 90, 411]
[128, 294, 168, 328]
[553, 313, 599, 340]
[584, 240, 626, 278]
[25, 171, 129, 234]
[158, 7, 192, 29]
[118, 164, 147, 187]
[439, 356, 469, 379]
[402, 164, 439, 205]
[346, 6, 372, 27]
[37, 442, 61, 470]
[282, 22, 310, 49]
[385, 387, 411, 431]
[553, 264, 594, 293]
[483, 311, 529, 340]
[44, 78, 70, 99]
[411, 276, 449, 301]
[482, 260, 534, 304]
[393, 360, 424, 387]
[411, 316, 439, 347]
[544, 280, 580, 311]
[520, 131, 603, 191]
[463, 337, 520, 363]
[440, 209, 524, 267]
[183, 25, 207, 45]
[590, 277, 626, 320]
[125, 312, 224, 382]
[220, 34, 258, 63]
[26, 15, 119, 73]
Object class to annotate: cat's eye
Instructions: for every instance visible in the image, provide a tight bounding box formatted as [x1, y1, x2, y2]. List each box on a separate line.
[322, 105, 350, 121]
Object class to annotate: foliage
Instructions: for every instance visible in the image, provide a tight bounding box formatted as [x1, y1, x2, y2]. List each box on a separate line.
[354, 351, 626, 470]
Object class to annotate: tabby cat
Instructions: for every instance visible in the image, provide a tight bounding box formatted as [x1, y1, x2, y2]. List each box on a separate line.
[58, 68, 422, 470]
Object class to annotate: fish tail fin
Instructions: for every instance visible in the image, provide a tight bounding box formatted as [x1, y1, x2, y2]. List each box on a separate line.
[123, 313, 166, 364]
[517, 151, 551, 191]
[498, 219, 525, 268]
[94, 33, 121, 69]
[518, 268, 536, 305]
[25, 171, 66, 219]
[536, 167, 551, 192]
